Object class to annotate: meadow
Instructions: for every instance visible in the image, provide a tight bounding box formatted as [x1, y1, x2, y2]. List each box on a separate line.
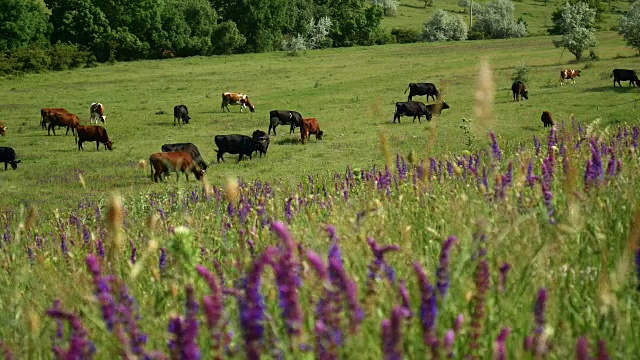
[0, 28, 640, 359]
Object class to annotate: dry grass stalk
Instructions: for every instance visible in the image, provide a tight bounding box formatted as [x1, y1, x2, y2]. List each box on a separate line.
[474, 59, 496, 131]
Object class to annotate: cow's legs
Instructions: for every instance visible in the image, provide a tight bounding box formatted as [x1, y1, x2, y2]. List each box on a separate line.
[48, 123, 56, 135]
[237, 154, 243, 163]
[95, 141, 100, 151]
[78, 140, 83, 151]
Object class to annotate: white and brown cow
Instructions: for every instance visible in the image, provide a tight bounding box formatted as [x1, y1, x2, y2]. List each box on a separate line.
[221, 92, 255, 113]
[560, 69, 580, 86]
[90, 103, 106, 123]
[0, 123, 6, 136]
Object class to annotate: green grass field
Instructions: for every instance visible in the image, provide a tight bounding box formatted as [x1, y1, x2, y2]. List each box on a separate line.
[1, 26, 640, 359]
[1, 31, 639, 211]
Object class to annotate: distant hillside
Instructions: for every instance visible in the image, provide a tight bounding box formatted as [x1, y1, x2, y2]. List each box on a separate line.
[381, 0, 629, 36]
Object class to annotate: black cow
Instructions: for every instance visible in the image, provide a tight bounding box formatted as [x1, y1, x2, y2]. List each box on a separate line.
[612, 69, 640, 87]
[161, 143, 208, 170]
[173, 105, 191, 126]
[512, 81, 529, 101]
[405, 83, 440, 102]
[0, 147, 20, 170]
[268, 110, 303, 135]
[214, 134, 267, 163]
[393, 101, 431, 124]
[426, 101, 450, 115]
[251, 130, 270, 157]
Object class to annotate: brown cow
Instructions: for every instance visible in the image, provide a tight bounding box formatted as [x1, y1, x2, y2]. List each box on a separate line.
[541, 111, 554, 128]
[76, 125, 113, 151]
[301, 118, 324, 144]
[511, 81, 528, 102]
[149, 151, 204, 183]
[560, 69, 580, 85]
[41, 107, 69, 129]
[0, 123, 6, 136]
[221, 92, 255, 113]
[48, 112, 80, 136]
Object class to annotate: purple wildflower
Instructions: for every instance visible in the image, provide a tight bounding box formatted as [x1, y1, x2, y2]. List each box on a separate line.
[493, 328, 510, 360]
[130, 240, 137, 265]
[366, 237, 400, 294]
[381, 306, 410, 360]
[533, 135, 541, 156]
[0, 340, 13, 360]
[636, 248, 640, 291]
[541, 161, 556, 224]
[168, 285, 200, 360]
[453, 314, 464, 334]
[47, 304, 96, 360]
[596, 339, 609, 360]
[498, 263, 510, 293]
[270, 221, 303, 337]
[633, 127, 639, 148]
[436, 236, 456, 298]
[159, 248, 167, 273]
[328, 257, 364, 333]
[576, 336, 590, 360]
[196, 265, 225, 358]
[239, 247, 276, 360]
[443, 330, 455, 358]
[113, 280, 149, 358]
[490, 132, 502, 161]
[525, 161, 538, 187]
[85, 255, 116, 331]
[413, 262, 437, 346]
[469, 260, 489, 359]
[398, 280, 412, 317]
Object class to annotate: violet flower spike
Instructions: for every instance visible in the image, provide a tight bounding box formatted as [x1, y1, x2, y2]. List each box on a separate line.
[490, 131, 502, 161]
[493, 328, 510, 360]
[498, 263, 510, 293]
[196, 265, 224, 356]
[596, 339, 609, 360]
[469, 260, 490, 358]
[436, 236, 456, 299]
[85, 255, 116, 331]
[576, 336, 590, 360]
[443, 330, 455, 358]
[398, 280, 413, 318]
[47, 304, 96, 360]
[413, 262, 437, 345]
[381, 306, 410, 360]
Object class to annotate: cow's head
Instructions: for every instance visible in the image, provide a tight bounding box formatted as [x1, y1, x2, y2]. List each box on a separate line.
[441, 101, 450, 110]
[0, 125, 6, 136]
[243, 98, 255, 113]
[106, 140, 113, 151]
[574, 70, 581, 77]
[317, 130, 324, 140]
[9, 159, 20, 170]
[522, 91, 529, 100]
[193, 166, 205, 180]
[184, 116, 191, 124]
[100, 115, 106, 123]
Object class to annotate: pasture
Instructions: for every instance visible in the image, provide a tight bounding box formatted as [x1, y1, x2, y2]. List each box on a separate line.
[1, 32, 639, 210]
[0, 30, 640, 359]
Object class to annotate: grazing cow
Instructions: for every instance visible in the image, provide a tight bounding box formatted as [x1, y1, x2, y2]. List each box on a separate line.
[41, 108, 68, 129]
[149, 151, 204, 183]
[161, 143, 208, 170]
[393, 101, 431, 124]
[301, 118, 324, 144]
[268, 110, 304, 135]
[221, 92, 255, 113]
[541, 111, 554, 128]
[560, 69, 580, 85]
[173, 105, 191, 126]
[90, 103, 106, 124]
[0, 124, 5, 136]
[0, 147, 20, 170]
[214, 134, 266, 162]
[251, 130, 270, 157]
[405, 83, 440, 102]
[76, 125, 113, 151]
[512, 81, 529, 101]
[48, 112, 80, 136]
[426, 101, 450, 116]
[612, 69, 640, 87]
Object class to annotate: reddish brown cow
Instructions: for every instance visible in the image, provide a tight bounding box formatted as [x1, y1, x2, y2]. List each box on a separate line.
[76, 125, 113, 151]
[48, 112, 80, 136]
[41, 107, 69, 129]
[301, 117, 324, 144]
[560, 69, 580, 85]
[149, 151, 204, 183]
[541, 111, 554, 128]
[221, 92, 255, 113]
[0, 124, 6, 136]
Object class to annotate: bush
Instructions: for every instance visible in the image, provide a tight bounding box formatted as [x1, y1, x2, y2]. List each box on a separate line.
[0, 44, 94, 75]
[470, 0, 528, 39]
[618, 1, 640, 54]
[391, 28, 422, 43]
[422, 9, 468, 42]
[48, 43, 91, 71]
[512, 63, 529, 83]
[551, 2, 597, 61]
[372, 0, 400, 16]
[10, 46, 50, 73]
[458, 0, 484, 14]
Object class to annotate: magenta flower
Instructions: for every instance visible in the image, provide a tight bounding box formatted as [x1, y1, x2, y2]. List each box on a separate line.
[196, 265, 225, 358]
[366, 237, 400, 294]
[493, 328, 510, 360]
[168, 285, 200, 360]
[576, 336, 590, 360]
[47, 303, 96, 360]
[443, 329, 455, 358]
[436, 236, 456, 298]
[498, 263, 510, 293]
[490, 132, 502, 161]
[398, 280, 412, 318]
[413, 262, 437, 346]
[596, 339, 609, 360]
[85, 255, 115, 331]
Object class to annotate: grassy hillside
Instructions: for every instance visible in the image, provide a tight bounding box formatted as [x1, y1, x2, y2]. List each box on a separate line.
[381, 0, 629, 36]
[1, 32, 639, 212]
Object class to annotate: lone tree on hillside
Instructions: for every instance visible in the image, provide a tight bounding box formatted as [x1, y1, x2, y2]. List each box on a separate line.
[618, 1, 640, 54]
[552, 1, 597, 61]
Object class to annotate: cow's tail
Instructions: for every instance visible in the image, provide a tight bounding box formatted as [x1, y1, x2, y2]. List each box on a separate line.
[404, 85, 409, 94]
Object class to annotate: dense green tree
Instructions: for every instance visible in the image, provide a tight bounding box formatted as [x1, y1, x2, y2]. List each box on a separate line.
[227, 0, 288, 52]
[552, 1, 597, 61]
[155, 0, 219, 57]
[548, 0, 606, 34]
[45, 0, 112, 60]
[316, 0, 384, 47]
[618, 1, 640, 54]
[0, 0, 51, 52]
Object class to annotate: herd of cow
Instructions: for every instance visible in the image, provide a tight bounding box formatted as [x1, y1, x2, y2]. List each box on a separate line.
[1, 67, 639, 182]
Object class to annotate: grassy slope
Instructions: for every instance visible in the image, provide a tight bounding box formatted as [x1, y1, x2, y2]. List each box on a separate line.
[1, 31, 639, 211]
[382, 0, 628, 36]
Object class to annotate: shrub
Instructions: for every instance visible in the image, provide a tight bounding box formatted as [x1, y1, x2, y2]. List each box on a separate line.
[458, 0, 484, 14]
[618, 1, 640, 54]
[391, 28, 422, 43]
[48, 43, 91, 71]
[422, 9, 468, 42]
[512, 63, 529, 83]
[372, 0, 400, 16]
[551, 1, 597, 61]
[470, 0, 528, 39]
